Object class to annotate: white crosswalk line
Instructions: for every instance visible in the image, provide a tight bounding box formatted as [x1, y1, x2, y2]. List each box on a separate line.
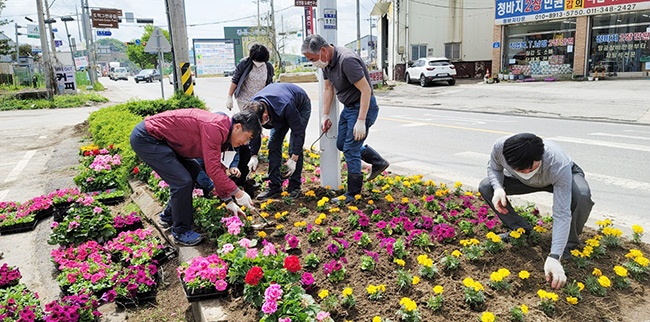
[547, 136, 650, 152]
[454, 151, 490, 162]
[401, 123, 427, 127]
[589, 132, 650, 141]
[4, 150, 36, 183]
[586, 172, 650, 192]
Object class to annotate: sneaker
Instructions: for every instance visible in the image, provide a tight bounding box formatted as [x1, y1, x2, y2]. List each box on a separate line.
[288, 189, 301, 198]
[172, 229, 203, 246]
[498, 231, 512, 243]
[158, 213, 173, 230]
[256, 187, 282, 200]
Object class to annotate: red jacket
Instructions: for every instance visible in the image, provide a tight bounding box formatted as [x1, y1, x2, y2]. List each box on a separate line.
[144, 109, 238, 199]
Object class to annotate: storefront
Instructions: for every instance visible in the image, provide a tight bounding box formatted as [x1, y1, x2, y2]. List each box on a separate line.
[493, 0, 650, 78]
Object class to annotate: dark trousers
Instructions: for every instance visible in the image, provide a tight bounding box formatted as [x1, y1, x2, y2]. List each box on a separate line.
[267, 105, 311, 191]
[130, 122, 201, 234]
[478, 163, 594, 250]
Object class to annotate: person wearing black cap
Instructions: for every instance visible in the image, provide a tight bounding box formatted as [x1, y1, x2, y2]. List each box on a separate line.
[478, 133, 594, 290]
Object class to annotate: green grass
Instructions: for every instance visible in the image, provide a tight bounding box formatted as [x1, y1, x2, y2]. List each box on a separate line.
[0, 93, 109, 111]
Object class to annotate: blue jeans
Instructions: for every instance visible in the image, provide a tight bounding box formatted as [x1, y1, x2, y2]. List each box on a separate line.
[337, 96, 379, 174]
[130, 122, 201, 234]
[267, 105, 312, 191]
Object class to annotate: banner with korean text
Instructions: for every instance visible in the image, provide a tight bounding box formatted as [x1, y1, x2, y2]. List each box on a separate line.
[495, 0, 650, 25]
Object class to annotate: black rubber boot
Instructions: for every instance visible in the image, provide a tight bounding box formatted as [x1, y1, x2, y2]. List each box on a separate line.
[361, 145, 389, 181]
[332, 173, 364, 204]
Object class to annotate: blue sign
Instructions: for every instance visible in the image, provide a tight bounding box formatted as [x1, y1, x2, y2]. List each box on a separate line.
[495, 0, 563, 20]
[52, 28, 58, 32]
[54, 40, 63, 47]
[96, 30, 112, 37]
[492, 42, 501, 49]
[135, 39, 141, 45]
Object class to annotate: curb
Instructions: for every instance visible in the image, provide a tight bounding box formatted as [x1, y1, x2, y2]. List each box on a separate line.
[128, 179, 229, 322]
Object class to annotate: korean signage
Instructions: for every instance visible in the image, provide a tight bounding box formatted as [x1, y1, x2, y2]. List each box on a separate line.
[27, 24, 39, 39]
[305, 7, 314, 36]
[193, 40, 236, 75]
[495, 0, 650, 25]
[91, 9, 122, 29]
[295, 0, 317, 6]
[74, 56, 88, 69]
[54, 65, 77, 94]
[323, 9, 337, 30]
[369, 70, 383, 85]
[594, 31, 650, 60]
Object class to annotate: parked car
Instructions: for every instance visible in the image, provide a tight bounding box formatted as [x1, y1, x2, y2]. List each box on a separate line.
[110, 67, 129, 81]
[168, 71, 196, 85]
[223, 68, 235, 77]
[405, 57, 456, 86]
[135, 69, 162, 83]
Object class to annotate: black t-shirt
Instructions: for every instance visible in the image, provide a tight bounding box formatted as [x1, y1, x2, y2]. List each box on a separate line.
[323, 46, 372, 106]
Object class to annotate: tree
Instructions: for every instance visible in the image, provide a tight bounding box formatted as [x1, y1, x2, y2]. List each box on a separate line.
[11, 44, 36, 61]
[0, 0, 10, 57]
[126, 25, 172, 69]
[95, 38, 127, 53]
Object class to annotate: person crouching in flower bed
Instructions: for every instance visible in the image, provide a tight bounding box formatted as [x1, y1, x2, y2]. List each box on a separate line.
[130, 109, 261, 246]
[478, 133, 594, 289]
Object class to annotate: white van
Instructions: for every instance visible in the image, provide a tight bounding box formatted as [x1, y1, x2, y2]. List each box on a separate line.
[111, 67, 129, 81]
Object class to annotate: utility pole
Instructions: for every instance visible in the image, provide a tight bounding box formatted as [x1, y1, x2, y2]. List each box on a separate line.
[61, 17, 77, 71]
[257, 0, 261, 28]
[14, 23, 22, 62]
[75, 5, 83, 51]
[356, 0, 361, 55]
[369, 18, 373, 63]
[44, 0, 59, 64]
[167, 0, 191, 95]
[270, 0, 280, 64]
[81, 0, 96, 85]
[36, 0, 57, 95]
[317, 0, 341, 189]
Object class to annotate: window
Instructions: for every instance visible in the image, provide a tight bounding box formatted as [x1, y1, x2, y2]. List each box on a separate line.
[589, 10, 650, 73]
[444, 42, 461, 60]
[411, 44, 427, 61]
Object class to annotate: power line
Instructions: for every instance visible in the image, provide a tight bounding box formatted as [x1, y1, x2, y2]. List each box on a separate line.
[410, 0, 493, 10]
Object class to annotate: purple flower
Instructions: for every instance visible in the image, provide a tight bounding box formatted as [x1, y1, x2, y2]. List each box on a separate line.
[261, 300, 278, 314]
[358, 215, 369, 227]
[316, 311, 330, 321]
[364, 250, 379, 262]
[301, 272, 315, 286]
[214, 279, 228, 291]
[376, 221, 387, 229]
[353, 231, 363, 241]
[327, 243, 339, 255]
[264, 284, 283, 302]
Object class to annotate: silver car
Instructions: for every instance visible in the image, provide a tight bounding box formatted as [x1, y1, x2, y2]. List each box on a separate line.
[405, 57, 457, 87]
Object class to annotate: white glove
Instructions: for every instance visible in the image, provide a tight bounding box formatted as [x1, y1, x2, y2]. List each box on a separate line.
[226, 201, 245, 216]
[247, 155, 259, 172]
[544, 256, 567, 289]
[353, 119, 366, 141]
[226, 96, 233, 111]
[321, 114, 331, 133]
[284, 159, 297, 177]
[235, 191, 254, 210]
[492, 188, 508, 214]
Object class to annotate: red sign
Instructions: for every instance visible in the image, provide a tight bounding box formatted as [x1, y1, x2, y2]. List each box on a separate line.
[304, 7, 314, 37]
[295, 0, 317, 6]
[584, 0, 648, 7]
[91, 9, 122, 29]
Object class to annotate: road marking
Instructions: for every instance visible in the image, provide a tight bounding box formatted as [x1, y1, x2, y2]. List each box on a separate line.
[39, 135, 47, 139]
[380, 116, 512, 135]
[547, 136, 650, 152]
[623, 129, 650, 135]
[0, 189, 8, 202]
[454, 151, 490, 162]
[4, 150, 36, 183]
[586, 172, 650, 192]
[589, 132, 650, 141]
[402, 123, 427, 127]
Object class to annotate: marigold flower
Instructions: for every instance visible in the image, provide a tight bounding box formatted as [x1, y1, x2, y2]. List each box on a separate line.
[635, 256, 650, 267]
[451, 250, 462, 257]
[509, 230, 522, 239]
[372, 317, 381, 322]
[433, 285, 443, 294]
[276, 224, 284, 230]
[626, 249, 643, 259]
[592, 268, 602, 277]
[613, 265, 628, 277]
[368, 200, 374, 205]
[258, 231, 267, 238]
[366, 285, 377, 294]
[394, 258, 405, 266]
[566, 296, 578, 305]
[412, 276, 420, 285]
[399, 297, 417, 312]
[598, 275, 611, 288]
[385, 194, 394, 203]
[534, 225, 547, 233]
[577, 282, 585, 291]
[377, 284, 386, 292]
[490, 271, 504, 282]
[318, 289, 329, 299]
[521, 304, 528, 314]
[481, 311, 495, 322]
[632, 224, 644, 234]
[342, 287, 353, 297]
[518, 270, 530, 280]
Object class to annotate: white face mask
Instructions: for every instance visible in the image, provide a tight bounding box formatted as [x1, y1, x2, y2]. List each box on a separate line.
[312, 51, 328, 69]
[514, 165, 540, 180]
[253, 61, 264, 67]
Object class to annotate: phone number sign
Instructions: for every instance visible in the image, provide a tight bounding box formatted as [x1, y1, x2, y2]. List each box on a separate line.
[495, 0, 650, 25]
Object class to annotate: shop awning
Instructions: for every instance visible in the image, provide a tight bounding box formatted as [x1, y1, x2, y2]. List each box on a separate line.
[370, 1, 390, 17]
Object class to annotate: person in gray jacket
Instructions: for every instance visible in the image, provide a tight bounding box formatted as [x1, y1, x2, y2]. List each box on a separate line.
[478, 133, 594, 290]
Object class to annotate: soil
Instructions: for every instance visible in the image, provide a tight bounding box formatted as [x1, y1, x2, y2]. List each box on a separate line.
[23, 121, 650, 322]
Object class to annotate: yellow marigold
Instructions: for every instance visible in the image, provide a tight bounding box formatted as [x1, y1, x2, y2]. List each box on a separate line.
[516, 227, 526, 234]
[521, 304, 528, 314]
[537, 289, 547, 299]
[274, 212, 283, 219]
[318, 213, 327, 219]
[566, 296, 578, 305]
[613, 265, 628, 277]
[305, 190, 316, 197]
[412, 276, 420, 285]
[416, 254, 430, 266]
[377, 284, 386, 292]
[451, 250, 462, 257]
[547, 292, 559, 302]
[281, 191, 289, 197]
[626, 249, 643, 259]
[586, 238, 600, 247]
[314, 218, 323, 225]
[598, 275, 611, 288]
[329, 207, 341, 213]
[257, 231, 267, 238]
[433, 285, 444, 295]
[577, 282, 585, 291]
[518, 270, 530, 280]
[347, 205, 358, 211]
[342, 287, 353, 297]
[490, 271, 504, 282]
[497, 268, 511, 278]
[372, 317, 381, 322]
[603, 226, 623, 237]
[394, 258, 406, 266]
[480, 311, 495, 322]
[294, 221, 307, 228]
[246, 216, 253, 221]
[275, 224, 284, 230]
[596, 219, 613, 227]
[509, 230, 522, 239]
[368, 200, 374, 205]
[592, 268, 602, 277]
[486, 232, 501, 243]
[354, 194, 361, 200]
[385, 194, 395, 203]
[454, 181, 463, 189]
[632, 224, 644, 234]
[399, 297, 417, 312]
[366, 285, 377, 294]
[260, 212, 270, 218]
[318, 289, 329, 299]
[635, 256, 650, 267]
[534, 225, 547, 233]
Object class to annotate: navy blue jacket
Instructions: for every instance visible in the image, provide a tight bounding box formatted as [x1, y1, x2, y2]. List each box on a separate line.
[251, 83, 311, 156]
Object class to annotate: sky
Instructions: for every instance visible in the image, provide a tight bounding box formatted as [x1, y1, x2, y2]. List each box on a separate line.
[1, 0, 379, 54]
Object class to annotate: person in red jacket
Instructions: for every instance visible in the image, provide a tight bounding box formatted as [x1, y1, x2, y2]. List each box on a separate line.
[130, 109, 261, 246]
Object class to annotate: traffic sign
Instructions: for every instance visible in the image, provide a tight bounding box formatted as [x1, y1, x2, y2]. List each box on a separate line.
[96, 30, 112, 37]
[492, 42, 501, 49]
[27, 24, 40, 38]
[52, 28, 58, 32]
[295, 0, 317, 6]
[135, 39, 141, 45]
[144, 27, 172, 53]
[54, 40, 63, 47]
[91, 9, 122, 29]
[323, 9, 337, 30]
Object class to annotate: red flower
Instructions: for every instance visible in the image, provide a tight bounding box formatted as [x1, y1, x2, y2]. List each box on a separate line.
[108, 144, 114, 150]
[244, 266, 264, 286]
[283, 255, 302, 273]
[132, 166, 140, 174]
[83, 151, 90, 156]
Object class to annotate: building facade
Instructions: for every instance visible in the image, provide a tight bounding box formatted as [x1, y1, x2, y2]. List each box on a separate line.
[493, 0, 650, 78]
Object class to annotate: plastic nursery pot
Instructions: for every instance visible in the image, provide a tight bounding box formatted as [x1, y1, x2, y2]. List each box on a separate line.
[180, 280, 228, 302]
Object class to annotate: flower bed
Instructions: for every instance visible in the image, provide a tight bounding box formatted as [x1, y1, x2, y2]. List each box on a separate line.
[0, 264, 21, 289]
